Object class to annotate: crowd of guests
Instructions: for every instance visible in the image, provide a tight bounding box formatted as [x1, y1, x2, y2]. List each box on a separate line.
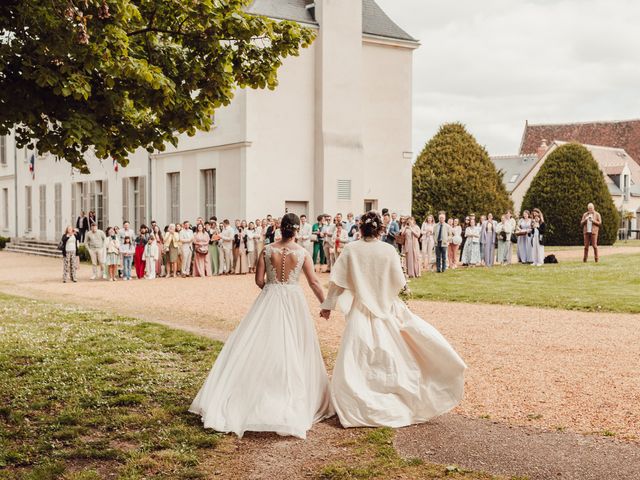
[377, 208, 546, 278]
[59, 206, 553, 283]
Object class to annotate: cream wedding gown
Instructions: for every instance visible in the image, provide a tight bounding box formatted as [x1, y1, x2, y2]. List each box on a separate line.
[189, 245, 334, 438]
[320, 239, 466, 428]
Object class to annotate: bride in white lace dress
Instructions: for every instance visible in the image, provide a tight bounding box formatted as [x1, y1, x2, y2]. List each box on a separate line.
[189, 213, 334, 439]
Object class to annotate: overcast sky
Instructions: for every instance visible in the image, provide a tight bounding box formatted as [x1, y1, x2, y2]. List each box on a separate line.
[376, 0, 640, 157]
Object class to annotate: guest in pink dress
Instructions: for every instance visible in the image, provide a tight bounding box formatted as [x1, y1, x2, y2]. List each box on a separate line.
[402, 217, 422, 278]
[193, 224, 212, 277]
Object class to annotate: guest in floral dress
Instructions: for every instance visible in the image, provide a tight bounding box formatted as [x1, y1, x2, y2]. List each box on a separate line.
[461, 218, 481, 266]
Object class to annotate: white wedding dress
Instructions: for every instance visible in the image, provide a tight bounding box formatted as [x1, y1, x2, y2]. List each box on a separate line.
[321, 239, 467, 428]
[189, 245, 334, 438]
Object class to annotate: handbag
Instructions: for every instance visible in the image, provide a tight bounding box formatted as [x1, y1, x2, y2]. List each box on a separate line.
[510, 233, 518, 244]
[196, 245, 208, 255]
[311, 234, 318, 242]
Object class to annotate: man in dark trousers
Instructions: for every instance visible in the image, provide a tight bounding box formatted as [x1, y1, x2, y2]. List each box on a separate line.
[75, 211, 89, 243]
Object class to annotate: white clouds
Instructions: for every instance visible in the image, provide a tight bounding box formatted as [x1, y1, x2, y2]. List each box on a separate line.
[376, 0, 640, 155]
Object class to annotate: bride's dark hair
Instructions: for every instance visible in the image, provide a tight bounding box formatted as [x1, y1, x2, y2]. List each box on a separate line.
[280, 213, 300, 239]
[360, 211, 385, 238]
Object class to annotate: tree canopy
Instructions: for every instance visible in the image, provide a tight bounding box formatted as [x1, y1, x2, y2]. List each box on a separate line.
[521, 143, 620, 245]
[412, 122, 513, 221]
[0, 0, 315, 172]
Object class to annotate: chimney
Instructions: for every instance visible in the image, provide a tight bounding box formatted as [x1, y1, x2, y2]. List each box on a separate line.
[537, 139, 548, 159]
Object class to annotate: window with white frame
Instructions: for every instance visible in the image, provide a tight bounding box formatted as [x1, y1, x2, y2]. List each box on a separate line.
[122, 176, 147, 229]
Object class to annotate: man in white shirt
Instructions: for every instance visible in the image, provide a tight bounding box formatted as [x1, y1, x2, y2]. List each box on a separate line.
[220, 219, 235, 274]
[298, 214, 313, 255]
[179, 221, 195, 276]
[85, 223, 107, 280]
[345, 213, 355, 240]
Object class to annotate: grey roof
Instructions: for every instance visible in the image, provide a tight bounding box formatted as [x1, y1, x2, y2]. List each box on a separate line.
[607, 183, 623, 196]
[247, 0, 316, 25]
[248, 0, 417, 42]
[362, 0, 417, 42]
[491, 154, 539, 193]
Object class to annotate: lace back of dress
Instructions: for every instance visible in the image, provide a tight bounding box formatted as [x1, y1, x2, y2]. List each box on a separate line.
[265, 245, 305, 285]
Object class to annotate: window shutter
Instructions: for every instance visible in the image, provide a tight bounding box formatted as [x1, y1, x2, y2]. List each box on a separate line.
[102, 180, 109, 227]
[122, 178, 129, 225]
[55, 183, 62, 239]
[71, 183, 77, 221]
[139, 176, 146, 226]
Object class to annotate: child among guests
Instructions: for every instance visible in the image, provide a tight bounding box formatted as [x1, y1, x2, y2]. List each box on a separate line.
[120, 236, 135, 280]
[105, 227, 120, 282]
[144, 235, 159, 279]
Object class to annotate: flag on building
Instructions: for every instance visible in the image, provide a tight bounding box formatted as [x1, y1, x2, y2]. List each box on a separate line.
[28, 153, 35, 179]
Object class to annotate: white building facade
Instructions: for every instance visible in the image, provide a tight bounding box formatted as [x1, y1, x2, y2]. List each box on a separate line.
[0, 0, 418, 242]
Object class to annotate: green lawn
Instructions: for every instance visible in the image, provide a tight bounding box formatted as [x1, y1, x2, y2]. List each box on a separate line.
[409, 253, 640, 313]
[0, 294, 224, 480]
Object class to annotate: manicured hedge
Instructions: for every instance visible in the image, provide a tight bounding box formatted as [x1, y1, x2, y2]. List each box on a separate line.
[412, 123, 513, 221]
[521, 143, 620, 245]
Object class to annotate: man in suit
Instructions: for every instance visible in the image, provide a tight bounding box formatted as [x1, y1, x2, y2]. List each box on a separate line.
[581, 203, 602, 262]
[433, 211, 452, 273]
[75, 211, 89, 243]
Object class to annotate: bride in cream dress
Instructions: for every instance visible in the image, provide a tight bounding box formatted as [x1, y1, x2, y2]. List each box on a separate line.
[320, 211, 466, 428]
[190, 213, 333, 439]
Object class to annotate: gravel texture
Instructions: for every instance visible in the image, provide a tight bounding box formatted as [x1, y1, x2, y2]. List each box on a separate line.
[395, 414, 640, 480]
[1, 250, 639, 479]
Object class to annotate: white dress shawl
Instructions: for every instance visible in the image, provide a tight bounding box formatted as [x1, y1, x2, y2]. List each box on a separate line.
[323, 239, 467, 429]
[328, 240, 406, 319]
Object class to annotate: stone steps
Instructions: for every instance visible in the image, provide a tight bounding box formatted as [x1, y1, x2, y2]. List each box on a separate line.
[4, 239, 61, 258]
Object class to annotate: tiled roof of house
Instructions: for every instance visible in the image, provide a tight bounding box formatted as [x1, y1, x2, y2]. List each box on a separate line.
[553, 141, 640, 187]
[519, 119, 640, 167]
[247, 0, 417, 42]
[490, 154, 539, 193]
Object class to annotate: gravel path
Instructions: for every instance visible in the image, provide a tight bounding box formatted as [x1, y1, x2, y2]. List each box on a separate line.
[1, 251, 639, 478]
[396, 414, 640, 480]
